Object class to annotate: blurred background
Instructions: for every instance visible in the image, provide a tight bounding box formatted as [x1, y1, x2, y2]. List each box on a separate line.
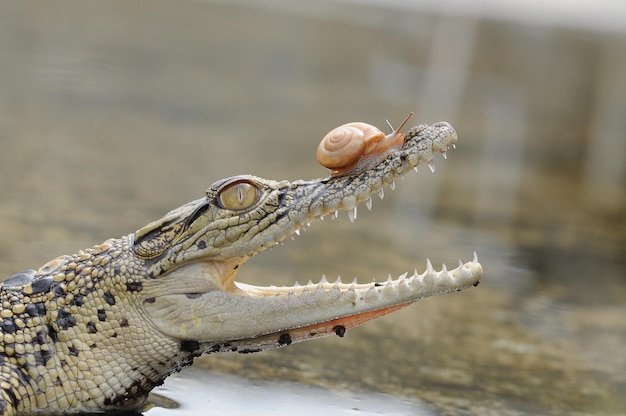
[0, 1, 624, 415]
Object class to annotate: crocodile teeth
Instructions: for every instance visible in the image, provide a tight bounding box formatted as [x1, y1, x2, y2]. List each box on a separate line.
[348, 206, 357, 223]
[234, 254, 481, 296]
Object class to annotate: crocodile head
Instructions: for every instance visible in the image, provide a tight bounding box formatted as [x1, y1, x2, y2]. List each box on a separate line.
[0, 120, 482, 415]
[131, 121, 483, 354]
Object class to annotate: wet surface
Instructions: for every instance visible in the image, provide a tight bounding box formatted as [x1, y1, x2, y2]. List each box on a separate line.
[145, 367, 431, 416]
[1, 1, 625, 415]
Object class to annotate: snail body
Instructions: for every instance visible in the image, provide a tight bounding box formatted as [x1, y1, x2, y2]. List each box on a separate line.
[317, 113, 414, 177]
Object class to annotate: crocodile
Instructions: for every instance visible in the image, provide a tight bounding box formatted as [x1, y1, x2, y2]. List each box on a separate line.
[0, 120, 482, 415]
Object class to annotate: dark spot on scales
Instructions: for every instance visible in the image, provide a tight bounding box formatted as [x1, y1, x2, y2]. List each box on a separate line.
[68, 346, 79, 357]
[144, 297, 155, 304]
[25, 302, 45, 317]
[126, 281, 143, 292]
[103, 291, 116, 306]
[86, 322, 97, 334]
[97, 309, 106, 322]
[197, 240, 207, 250]
[33, 349, 53, 366]
[72, 295, 83, 307]
[15, 368, 31, 385]
[473, 281, 480, 287]
[56, 308, 76, 330]
[52, 283, 66, 298]
[119, 319, 129, 327]
[47, 324, 58, 342]
[1, 319, 16, 334]
[278, 333, 292, 346]
[333, 325, 346, 337]
[31, 275, 53, 294]
[4, 383, 19, 408]
[33, 330, 47, 345]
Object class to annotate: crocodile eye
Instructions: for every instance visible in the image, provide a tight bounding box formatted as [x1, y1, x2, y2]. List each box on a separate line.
[218, 180, 260, 211]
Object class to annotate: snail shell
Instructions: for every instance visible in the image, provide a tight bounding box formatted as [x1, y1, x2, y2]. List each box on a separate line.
[317, 112, 414, 177]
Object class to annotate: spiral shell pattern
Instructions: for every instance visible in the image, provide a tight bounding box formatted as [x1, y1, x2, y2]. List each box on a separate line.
[316, 122, 383, 173]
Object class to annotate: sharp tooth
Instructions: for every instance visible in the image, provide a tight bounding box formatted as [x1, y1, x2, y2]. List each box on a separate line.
[473, 251, 479, 263]
[441, 263, 448, 274]
[452, 144, 456, 149]
[347, 206, 357, 222]
[333, 211, 339, 219]
[427, 160, 435, 173]
[413, 167, 418, 173]
[426, 258, 434, 274]
[366, 197, 373, 210]
[390, 180, 396, 191]
[442, 151, 448, 160]
[378, 188, 385, 200]
[295, 229, 300, 236]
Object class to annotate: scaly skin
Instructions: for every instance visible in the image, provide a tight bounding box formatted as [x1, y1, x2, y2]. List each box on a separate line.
[0, 121, 482, 415]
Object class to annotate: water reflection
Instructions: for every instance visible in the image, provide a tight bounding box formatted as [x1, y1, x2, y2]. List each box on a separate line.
[146, 368, 430, 416]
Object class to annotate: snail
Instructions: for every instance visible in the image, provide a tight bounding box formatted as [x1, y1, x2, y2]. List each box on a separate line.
[317, 112, 414, 177]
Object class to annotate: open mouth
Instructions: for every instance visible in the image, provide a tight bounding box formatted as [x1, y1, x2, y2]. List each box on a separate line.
[140, 120, 483, 354]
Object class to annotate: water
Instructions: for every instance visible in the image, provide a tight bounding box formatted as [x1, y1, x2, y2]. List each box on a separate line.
[0, 1, 624, 415]
[145, 368, 431, 416]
